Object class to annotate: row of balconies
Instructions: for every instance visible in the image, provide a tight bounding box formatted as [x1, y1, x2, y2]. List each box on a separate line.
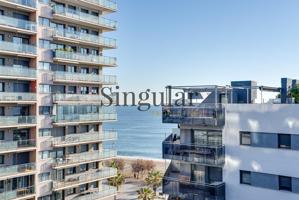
[53, 167, 117, 190]
[73, 185, 117, 200]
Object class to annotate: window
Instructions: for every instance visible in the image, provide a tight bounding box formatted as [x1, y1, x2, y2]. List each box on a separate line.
[39, 106, 52, 115]
[39, 172, 50, 182]
[81, 28, 89, 34]
[240, 132, 251, 145]
[65, 188, 75, 196]
[67, 26, 76, 33]
[278, 134, 291, 149]
[0, 34, 3, 41]
[0, 58, 4, 66]
[38, 62, 51, 70]
[0, 10, 3, 15]
[13, 12, 29, 20]
[279, 176, 292, 191]
[68, 86, 76, 94]
[80, 86, 89, 94]
[13, 36, 29, 45]
[68, 5, 76, 14]
[67, 66, 76, 73]
[91, 68, 98, 74]
[90, 162, 97, 169]
[39, 39, 51, 49]
[40, 151, 51, 159]
[80, 164, 88, 172]
[90, 49, 98, 55]
[80, 67, 88, 74]
[68, 126, 77, 134]
[39, 84, 51, 93]
[66, 167, 76, 175]
[67, 146, 76, 154]
[0, 107, 4, 116]
[91, 11, 98, 16]
[39, 129, 51, 137]
[81, 9, 88, 14]
[0, 83, 4, 92]
[91, 87, 98, 94]
[80, 47, 88, 54]
[240, 170, 251, 185]
[38, 195, 52, 200]
[80, 184, 88, 192]
[92, 143, 98, 151]
[0, 131, 4, 140]
[13, 59, 29, 68]
[39, 17, 50, 27]
[38, 0, 50, 5]
[81, 144, 88, 153]
[0, 155, 4, 164]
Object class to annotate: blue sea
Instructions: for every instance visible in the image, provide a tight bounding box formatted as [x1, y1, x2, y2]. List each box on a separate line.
[104, 106, 175, 159]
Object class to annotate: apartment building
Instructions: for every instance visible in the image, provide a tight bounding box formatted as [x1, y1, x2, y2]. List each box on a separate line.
[0, 0, 118, 199]
[162, 78, 299, 200]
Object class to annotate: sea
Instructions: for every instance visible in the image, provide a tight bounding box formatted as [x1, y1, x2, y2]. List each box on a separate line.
[104, 106, 175, 159]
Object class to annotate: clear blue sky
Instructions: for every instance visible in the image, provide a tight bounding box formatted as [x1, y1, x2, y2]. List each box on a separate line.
[105, 0, 299, 92]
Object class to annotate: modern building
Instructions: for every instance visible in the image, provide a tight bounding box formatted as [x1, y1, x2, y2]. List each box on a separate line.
[0, 0, 118, 199]
[162, 78, 299, 200]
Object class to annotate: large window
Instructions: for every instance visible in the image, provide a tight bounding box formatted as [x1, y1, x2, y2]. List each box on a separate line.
[240, 170, 251, 185]
[240, 132, 251, 145]
[279, 176, 292, 191]
[278, 134, 291, 149]
[39, 17, 50, 27]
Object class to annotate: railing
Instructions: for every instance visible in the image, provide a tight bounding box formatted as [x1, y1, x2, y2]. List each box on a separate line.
[53, 168, 117, 189]
[0, 139, 36, 152]
[74, 185, 117, 200]
[163, 177, 225, 200]
[53, 149, 117, 167]
[164, 134, 223, 147]
[53, 93, 116, 104]
[0, 65, 36, 79]
[52, 131, 117, 146]
[5, 0, 36, 8]
[162, 104, 225, 127]
[53, 71, 117, 84]
[0, 41, 36, 55]
[162, 140, 225, 166]
[0, 186, 35, 200]
[53, 113, 117, 123]
[0, 116, 36, 126]
[54, 50, 117, 66]
[84, 0, 117, 11]
[0, 15, 36, 32]
[0, 163, 36, 177]
[53, 6, 117, 29]
[53, 29, 116, 48]
[0, 92, 36, 102]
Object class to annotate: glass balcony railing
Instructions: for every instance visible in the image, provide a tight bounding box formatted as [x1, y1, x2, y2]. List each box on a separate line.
[0, 92, 36, 102]
[53, 149, 117, 167]
[0, 139, 36, 152]
[52, 131, 117, 146]
[54, 50, 117, 66]
[74, 185, 117, 200]
[163, 177, 225, 200]
[0, 186, 35, 200]
[53, 113, 117, 123]
[162, 104, 225, 127]
[162, 137, 225, 166]
[0, 15, 36, 32]
[53, 168, 117, 189]
[6, 0, 36, 8]
[53, 6, 117, 29]
[84, 0, 117, 11]
[53, 93, 116, 104]
[0, 41, 36, 55]
[0, 116, 36, 127]
[0, 163, 36, 177]
[53, 71, 117, 84]
[0, 65, 36, 79]
[54, 29, 116, 48]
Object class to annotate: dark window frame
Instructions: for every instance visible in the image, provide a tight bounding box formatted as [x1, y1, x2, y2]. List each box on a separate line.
[279, 176, 292, 192]
[240, 170, 251, 185]
[240, 132, 251, 146]
[278, 134, 291, 149]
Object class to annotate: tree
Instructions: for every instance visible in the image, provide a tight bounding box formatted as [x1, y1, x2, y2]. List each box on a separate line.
[144, 160, 155, 172]
[108, 172, 125, 191]
[290, 84, 299, 103]
[131, 159, 144, 179]
[137, 188, 155, 200]
[145, 170, 162, 194]
[109, 159, 125, 171]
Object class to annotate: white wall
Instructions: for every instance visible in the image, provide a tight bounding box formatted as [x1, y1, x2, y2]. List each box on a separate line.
[223, 104, 299, 200]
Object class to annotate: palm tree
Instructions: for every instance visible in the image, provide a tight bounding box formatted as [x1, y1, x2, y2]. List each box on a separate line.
[137, 188, 155, 200]
[108, 172, 125, 191]
[145, 170, 162, 194]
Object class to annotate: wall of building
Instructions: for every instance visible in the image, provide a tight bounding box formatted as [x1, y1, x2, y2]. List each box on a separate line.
[224, 104, 299, 200]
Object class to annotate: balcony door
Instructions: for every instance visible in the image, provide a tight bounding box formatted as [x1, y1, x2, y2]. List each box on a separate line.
[13, 37, 29, 45]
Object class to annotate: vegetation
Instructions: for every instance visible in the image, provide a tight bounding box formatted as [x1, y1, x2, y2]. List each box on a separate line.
[137, 188, 155, 200]
[131, 159, 156, 179]
[290, 84, 299, 103]
[145, 170, 162, 194]
[108, 171, 125, 191]
[109, 159, 125, 171]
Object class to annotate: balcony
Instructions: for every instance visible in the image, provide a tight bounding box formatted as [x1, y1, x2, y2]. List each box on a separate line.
[53, 149, 117, 168]
[0, 41, 36, 58]
[0, 139, 36, 153]
[0, 66, 36, 80]
[0, 0, 36, 12]
[53, 112, 117, 125]
[163, 176, 225, 200]
[53, 29, 116, 49]
[0, 163, 36, 178]
[0, 116, 36, 128]
[53, 7, 117, 30]
[53, 71, 117, 85]
[55, 0, 117, 13]
[0, 15, 36, 34]
[53, 93, 116, 105]
[0, 92, 36, 104]
[162, 135, 225, 167]
[74, 185, 116, 200]
[162, 104, 225, 127]
[53, 50, 117, 67]
[0, 186, 35, 200]
[53, 168, 117, 190]
[52, 131, 117, 147]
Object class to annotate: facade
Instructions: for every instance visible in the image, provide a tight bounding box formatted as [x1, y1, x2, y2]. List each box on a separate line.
[0, 0, 118, 199]
[162, 78, 299, 200]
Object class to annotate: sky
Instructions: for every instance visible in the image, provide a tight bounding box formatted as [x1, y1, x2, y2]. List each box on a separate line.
[104, 0, 299, 93]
